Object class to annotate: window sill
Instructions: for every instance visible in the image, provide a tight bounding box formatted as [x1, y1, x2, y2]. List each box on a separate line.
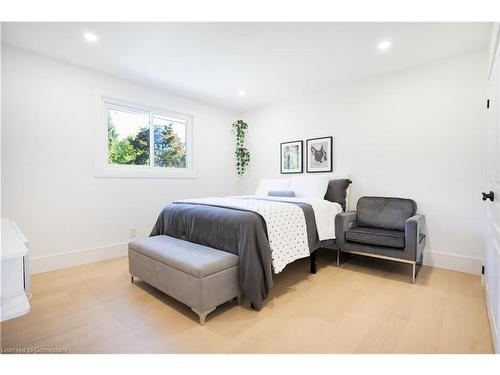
[95, 166, 197, 179]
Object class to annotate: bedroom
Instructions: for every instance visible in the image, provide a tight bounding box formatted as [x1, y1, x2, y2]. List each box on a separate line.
[1, 0, 499, 372]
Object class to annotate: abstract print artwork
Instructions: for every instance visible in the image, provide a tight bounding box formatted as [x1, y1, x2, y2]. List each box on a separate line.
[280, 140, 303, 174]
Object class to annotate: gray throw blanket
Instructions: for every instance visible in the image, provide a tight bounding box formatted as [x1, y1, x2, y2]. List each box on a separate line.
[150, 200, 319, 309]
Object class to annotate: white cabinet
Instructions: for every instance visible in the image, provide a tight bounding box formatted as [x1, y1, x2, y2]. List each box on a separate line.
[1, 218, 30, 321]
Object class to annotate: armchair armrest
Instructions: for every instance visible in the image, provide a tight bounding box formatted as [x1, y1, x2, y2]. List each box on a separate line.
[335, 211, 357, 248]
[404, 214, 425, 261]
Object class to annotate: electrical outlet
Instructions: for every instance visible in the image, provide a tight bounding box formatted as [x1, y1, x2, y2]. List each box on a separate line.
[129, 228, 136, 238]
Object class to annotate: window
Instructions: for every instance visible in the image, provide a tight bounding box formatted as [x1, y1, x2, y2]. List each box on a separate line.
[97, 98, 193, 178]
[107, 106, 150, 166]
[152, 114, 187, 168]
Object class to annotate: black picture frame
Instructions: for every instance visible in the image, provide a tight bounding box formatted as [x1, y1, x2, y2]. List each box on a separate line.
[306, 136, 333, 173]
[280, 140, 303, 174]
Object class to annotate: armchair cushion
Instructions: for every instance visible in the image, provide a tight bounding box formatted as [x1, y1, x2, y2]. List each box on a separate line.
[345, 226, 405, 249]
[357, 197, 416, 231]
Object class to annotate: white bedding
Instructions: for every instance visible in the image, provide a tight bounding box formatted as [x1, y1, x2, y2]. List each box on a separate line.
[234, 195, 343, 241]
[176, 196, 310, 273]
[175, 195, 342, 272]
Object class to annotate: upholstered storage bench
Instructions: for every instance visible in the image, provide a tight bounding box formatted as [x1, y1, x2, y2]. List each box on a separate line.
[128, 235, 241, 325]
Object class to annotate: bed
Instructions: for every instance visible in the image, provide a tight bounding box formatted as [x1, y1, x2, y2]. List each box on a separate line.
[150, 175, 351, 309]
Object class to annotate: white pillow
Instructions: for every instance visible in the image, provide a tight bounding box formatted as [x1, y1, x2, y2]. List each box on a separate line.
[289, 175, 329, 199]
[255, 178, 291, 196]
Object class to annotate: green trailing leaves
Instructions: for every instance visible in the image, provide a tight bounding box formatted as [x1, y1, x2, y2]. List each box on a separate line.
[232, 120, 250, 177]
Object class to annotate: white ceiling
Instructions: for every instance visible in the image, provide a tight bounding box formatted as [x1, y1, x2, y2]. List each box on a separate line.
[1, 22, 492, 112]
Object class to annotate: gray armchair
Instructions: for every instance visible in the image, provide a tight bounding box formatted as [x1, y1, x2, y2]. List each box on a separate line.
[335, 196, 425, 282]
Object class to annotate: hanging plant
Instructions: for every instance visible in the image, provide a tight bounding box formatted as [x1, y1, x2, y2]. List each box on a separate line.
[232, 120, 250, 177]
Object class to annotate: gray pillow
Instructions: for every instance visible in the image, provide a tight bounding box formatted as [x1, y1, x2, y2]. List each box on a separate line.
[324, 179, 352, 211]
[268, 191, 296, 197]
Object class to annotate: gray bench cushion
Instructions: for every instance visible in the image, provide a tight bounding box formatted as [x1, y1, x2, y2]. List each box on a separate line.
[346, 226, 405, 249]
[129, 235, 238, 278]
[356, 197, 417, 231]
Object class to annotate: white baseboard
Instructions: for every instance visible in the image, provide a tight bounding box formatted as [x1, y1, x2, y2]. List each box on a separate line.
[483, 275, 499, 353]
[423, 250, 482, 275]
[30, 242, 482, 277]
[30, 242, 129, 275]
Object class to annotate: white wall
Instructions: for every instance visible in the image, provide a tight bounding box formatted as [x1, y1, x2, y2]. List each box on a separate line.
[241, 50, 488, 274]
[1, 45, 239, 273]
[1, 45, 489, 275]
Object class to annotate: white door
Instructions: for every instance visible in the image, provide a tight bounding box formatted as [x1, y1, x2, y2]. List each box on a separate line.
[484, 25, 500, 353]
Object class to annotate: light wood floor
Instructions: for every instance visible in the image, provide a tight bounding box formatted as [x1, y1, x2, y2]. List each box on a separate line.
[0, 250, 494, 354]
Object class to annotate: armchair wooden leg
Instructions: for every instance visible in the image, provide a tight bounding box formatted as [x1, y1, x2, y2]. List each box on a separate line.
[412, 262, 422, 283]
[337, 250, 341, 267]
[412, 262, 417, 283]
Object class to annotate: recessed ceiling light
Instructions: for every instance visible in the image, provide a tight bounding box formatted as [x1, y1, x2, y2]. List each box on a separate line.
[237, 90, 246, 97]
[83, 32, 98, 43]
[378, 40, 391, 51]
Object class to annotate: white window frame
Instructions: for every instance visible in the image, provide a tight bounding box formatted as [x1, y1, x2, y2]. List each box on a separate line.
[95, 97, 195, 179]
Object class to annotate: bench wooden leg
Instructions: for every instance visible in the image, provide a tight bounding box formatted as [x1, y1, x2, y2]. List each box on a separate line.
[191, 307, 215, 326]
